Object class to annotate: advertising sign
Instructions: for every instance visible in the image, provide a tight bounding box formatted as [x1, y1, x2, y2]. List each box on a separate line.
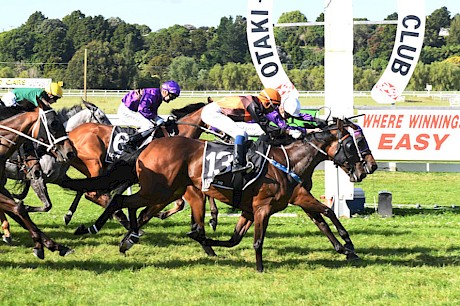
[358, 109, 459, 161]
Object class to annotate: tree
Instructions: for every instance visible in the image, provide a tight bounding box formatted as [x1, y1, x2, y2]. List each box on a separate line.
[206, 16, 249, 65]
[66, 40, 128, 89]
[446, 14, 460, 46]
[424, 7, 451, 47]
[167, 56, 199, 89]
[274, 11, 309, 69]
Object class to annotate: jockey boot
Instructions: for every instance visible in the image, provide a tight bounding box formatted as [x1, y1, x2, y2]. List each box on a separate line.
[123, 126, 156, 152]
[232, 136, 253, 173]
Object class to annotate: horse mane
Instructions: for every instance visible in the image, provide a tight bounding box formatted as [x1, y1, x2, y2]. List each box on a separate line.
[0, 105, 29, 121]
[171, 102, 205, 120]
[57, 104, 84, 122]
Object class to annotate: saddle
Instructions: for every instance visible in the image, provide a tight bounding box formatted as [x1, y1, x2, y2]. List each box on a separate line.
[105, 126, 138, 163]
[201, 139, 270, 192]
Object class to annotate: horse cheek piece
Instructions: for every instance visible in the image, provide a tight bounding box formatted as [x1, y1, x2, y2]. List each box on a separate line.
[71, 117, 366, 272]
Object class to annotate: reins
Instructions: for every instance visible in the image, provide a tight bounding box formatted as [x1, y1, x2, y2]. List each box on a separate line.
[0, 108, 68, 152]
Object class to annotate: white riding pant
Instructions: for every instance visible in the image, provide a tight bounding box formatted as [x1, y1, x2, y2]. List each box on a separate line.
[1, 92, 17, 106]
[117, 103, 155, 132]
[201, 102, 248, 140]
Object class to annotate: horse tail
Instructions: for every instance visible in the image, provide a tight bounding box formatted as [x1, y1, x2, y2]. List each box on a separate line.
[60, 151, 141, 193]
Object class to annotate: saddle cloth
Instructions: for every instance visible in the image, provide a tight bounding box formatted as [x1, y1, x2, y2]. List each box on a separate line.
[105, 126, 138, 163]
[201, 140, 270, 191]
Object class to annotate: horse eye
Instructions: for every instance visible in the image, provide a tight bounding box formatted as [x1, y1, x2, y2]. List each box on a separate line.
[345, 140, 356, 152]
[50, 120, 59, 129]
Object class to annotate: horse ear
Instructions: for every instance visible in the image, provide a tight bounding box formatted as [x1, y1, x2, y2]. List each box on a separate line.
[82, 100, 96, 110]
[337, 118, 344, 131]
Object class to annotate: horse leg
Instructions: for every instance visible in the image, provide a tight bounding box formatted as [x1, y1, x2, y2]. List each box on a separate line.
[314, 208, 358, 259]
[119, 207, 141, 254]
[304, 210, 352, 257]
[0, 210, 11, 244]
[64, 191, 83, 225]
[252, 206, 271, 273]
[204, 211, 254, 247]
[24, 177, 53, 213]
[83, 185, 130, 229]
[74, 193, 125, 235]
[155, 198, 186, 220]
[294, 193, 358, 260]
[183, 186, 216, 256]
[208, 196, 218, 231]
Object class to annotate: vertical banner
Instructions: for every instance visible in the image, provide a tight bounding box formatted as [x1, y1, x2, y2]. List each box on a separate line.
[246, 0, 299, 100]
[371, 0, 426, 104]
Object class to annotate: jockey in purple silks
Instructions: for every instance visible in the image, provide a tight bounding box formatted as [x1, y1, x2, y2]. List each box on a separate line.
[117, 80, 181, 150]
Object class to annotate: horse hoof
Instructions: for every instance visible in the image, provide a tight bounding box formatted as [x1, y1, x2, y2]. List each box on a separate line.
[63, 212, 73, 225]
[59, 246, 75, 257]
[346, 252, 360, 261]
[33, 248, 45, 260]
[74, 224, 88, 235]
[138, 229, 145, 237]
[119, 232, 140, 253]
[2, 235, 12, 245]
[209, 219, 217, 232]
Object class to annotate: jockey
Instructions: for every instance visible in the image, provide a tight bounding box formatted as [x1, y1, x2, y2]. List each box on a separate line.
[201, 88, 283, 173]
[118, 80, 181, 149]
[0, 82, 63, 109]
[265, 95, 328, 139]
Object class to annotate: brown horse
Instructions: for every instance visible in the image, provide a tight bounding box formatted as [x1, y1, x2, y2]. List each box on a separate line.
[65, 117, 365, 272]
[0, 104, 75, 258]
[61, 102, 212, 226]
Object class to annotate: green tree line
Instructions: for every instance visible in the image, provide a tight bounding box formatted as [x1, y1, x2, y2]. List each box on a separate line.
[0, 7, 459, 91]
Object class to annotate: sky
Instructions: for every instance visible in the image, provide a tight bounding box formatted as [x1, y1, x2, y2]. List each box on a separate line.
[1, 0, 460, 33]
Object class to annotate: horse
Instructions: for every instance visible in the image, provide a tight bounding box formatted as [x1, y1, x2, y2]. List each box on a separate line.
[5, 100, 112, 208]
[60, 102, 212, 226]
[64, 117, 365, 272]
[146, 115, 378, 228]
[0, 102, 75, 258]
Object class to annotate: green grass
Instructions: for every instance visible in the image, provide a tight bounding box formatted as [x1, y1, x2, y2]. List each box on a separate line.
[0, 94, 457, 305]
[1, 171, 460, 305]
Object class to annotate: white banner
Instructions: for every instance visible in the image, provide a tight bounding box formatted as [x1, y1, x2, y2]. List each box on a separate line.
[371, 0, 426, 104]
[0, 78, 52, 89]
[358, 109, 460, 161]
[246, 0, 299, 100]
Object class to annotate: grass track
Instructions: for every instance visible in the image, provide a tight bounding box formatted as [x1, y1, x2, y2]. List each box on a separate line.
[0, 94, 458, 305]
[1, 170, 460, 305]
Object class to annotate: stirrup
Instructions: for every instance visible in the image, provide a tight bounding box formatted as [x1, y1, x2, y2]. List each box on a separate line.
[232, 162, 254, 173]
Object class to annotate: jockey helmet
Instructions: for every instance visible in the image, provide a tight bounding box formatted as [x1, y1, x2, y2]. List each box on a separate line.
[161, 80, 181, 97]
[282, 96, 301, 117]
[258, 88, 281, 110]
[45, 82, 63, 98]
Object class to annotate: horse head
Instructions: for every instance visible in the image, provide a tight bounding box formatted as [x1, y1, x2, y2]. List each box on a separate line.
[344, 118, 378, 174]
[82, 100, 112, 125]
[36, 107, 75, 163]
[316, 117, 367, 182]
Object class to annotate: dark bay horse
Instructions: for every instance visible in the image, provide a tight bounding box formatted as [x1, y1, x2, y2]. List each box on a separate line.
[0, 104, 75, 258]
[65, 118, 365, 272]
